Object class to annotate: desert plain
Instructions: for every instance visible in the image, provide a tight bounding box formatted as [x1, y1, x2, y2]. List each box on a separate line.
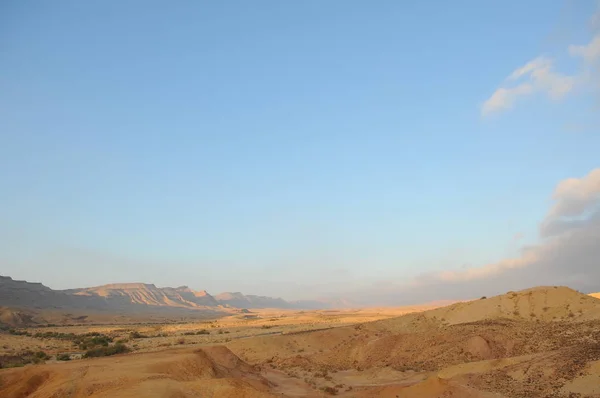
[1, 286, 600, 397]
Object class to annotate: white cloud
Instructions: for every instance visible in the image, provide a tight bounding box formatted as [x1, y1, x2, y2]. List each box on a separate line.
[541, 168, 600, 237]
[481, 83, 534, 116]
[482, 57, 575, 116]
[350, 168, 600, 305]
[432, 250, 539, 283]
[507, 57, 552, 81]
[482, 29, 600, 116]
[549, 168, 600, 217]
[432, 168, 600, 283]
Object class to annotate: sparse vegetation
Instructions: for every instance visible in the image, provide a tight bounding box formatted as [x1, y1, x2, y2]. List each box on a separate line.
[84, 343, 129, 358]
[0, 351, 51, 368]
[56, 353, 71, 361]
[129, 331, 148, 339]
[182, 329, 210, 335]
[33, 331, 113, 348]
[321, 386, 338, 395]
[8, 329, 31, 336]
[34, 351, 50, 361]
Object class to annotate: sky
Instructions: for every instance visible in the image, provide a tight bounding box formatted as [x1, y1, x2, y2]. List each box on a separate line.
[1, 1, 599, 302]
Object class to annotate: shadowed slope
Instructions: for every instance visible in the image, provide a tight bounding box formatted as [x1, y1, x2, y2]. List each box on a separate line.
[0, 346, 276, 398]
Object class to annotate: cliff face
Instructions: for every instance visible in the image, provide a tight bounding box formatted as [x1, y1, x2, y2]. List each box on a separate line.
[68, 284, 219, 308]
[0, 275, 333, 312]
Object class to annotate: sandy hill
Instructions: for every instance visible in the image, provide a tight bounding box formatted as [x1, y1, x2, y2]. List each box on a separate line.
[0, 346, 277, 398]
[418, 286, 600, 325]
[590, 292, 600, 299]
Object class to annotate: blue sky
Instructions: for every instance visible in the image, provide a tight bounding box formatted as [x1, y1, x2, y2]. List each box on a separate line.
[1, 1, 599, 300]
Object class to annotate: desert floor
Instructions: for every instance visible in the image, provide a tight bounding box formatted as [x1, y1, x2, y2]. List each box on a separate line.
[2, 288, 600, 397]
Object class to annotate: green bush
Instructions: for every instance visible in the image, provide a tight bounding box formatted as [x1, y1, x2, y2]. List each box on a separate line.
[182, 329, 210, 335]
[34, 351, 50, 360]
[9, 329, 31, 336]
[84, 343, 129, 358]
[56, 353, 71, 361]
[78, 335, 112, 350]
[321, 386, 338, 395]
[0, 351, 52, 368]
[32, 331, 113, 352]
[129, 331, 148, 339]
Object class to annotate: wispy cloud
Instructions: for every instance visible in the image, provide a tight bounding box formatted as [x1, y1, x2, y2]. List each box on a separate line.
[569, 35, 600, 63]
[481, 83, 535, 116]
[481, 57, 575, 116]
[482, 8, 600, 117]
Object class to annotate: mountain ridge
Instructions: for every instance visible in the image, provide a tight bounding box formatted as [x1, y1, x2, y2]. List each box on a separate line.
[0, 276, 334, 312]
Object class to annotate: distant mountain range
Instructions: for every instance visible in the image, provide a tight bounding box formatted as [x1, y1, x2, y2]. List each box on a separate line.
[0, 275, 337, 312]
